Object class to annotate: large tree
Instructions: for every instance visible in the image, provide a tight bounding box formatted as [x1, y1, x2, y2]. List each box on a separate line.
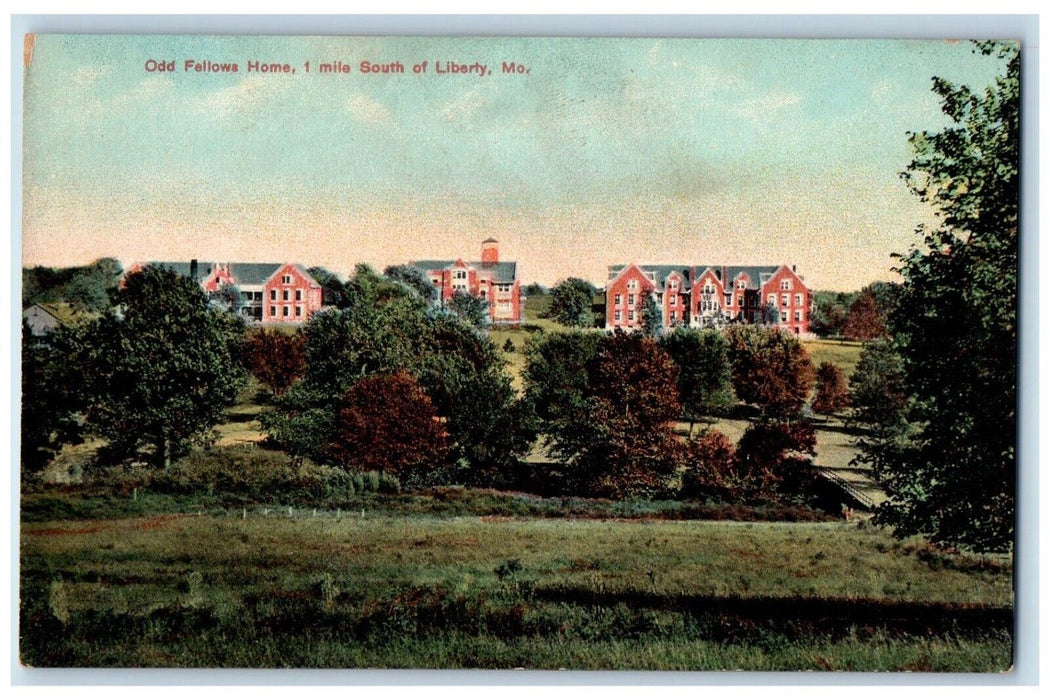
[80, 266, 247, 468]
[658, 327, 734, 435]
[543, 277, 597, 328]
[726, 325, 814, 417]
[869, 43, 1018, 552]
[843, 289, 886, 341]
[242, 327, 307, 395]
[812, 362, 850, 420]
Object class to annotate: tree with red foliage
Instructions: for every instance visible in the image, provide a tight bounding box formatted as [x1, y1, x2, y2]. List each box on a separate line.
[329, 371, 448, 481]
[843, 289, 886, 341]
[726, 325, 814, 417]
[681, 429, 737, 501]
[243, 328, 307, 395]
[735, 418, 817, 500]
[812, 362, 850, 420]
[561, 330, 682, 498]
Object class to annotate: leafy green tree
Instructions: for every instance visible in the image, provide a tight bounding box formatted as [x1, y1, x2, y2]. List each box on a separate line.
[208, 283, 245, 314]
[639, 293, 663, 338]
[849, 339, 909, 431]
[809, 291, 854, 338]
[384, 264, 439, 304]
[659, 327, 734, 435]
[726, 325, 814, 417]
[307, 266, 347, 308]
[446, 290, 490, 330]
[23, 257, 122, 312]
[869, 43, 1018, 552]
[544, 277, 597, 328]
[812, 362, 850, 420]
[79, 266, 247, 468]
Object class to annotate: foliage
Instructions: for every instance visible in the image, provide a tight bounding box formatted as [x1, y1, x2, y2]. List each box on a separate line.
[524, 330, 680, 498]
[22, 257, 122, 312]
[329, 372, 448, 483]
[242, 327, 307, 395]
[446, 290, 491, 330]
[870, 43, 1018, 552]
[843, 289, 886, 341]
[812, 362, 850, 419]
[384, 264, 439, 304]
[658, 327, 734, 433]
[680, 429, 737, 501]
[639, 294, 663, 338]
[261, 266, 529, 483]
[20, 322, 90, 475]
[208, 284, 245, 314]
[307, 266, 347, 308]
[726, 325, 814, 417]
[77, 266, 248, 468]
[849, 339, 909, 431]
[809, 291, 854, 338]
[735, 418, 818, 501]
[543, 277, 597, 328]
[522, 282, 548, 296]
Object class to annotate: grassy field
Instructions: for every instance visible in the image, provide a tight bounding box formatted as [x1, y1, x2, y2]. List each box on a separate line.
[803, 339, 864, 380]
[20, 511, 1012, 670]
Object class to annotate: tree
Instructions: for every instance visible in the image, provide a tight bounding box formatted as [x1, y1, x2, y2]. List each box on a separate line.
[726, 325, 814, 417]
[843, 289, 886, 341]
[79, 266, 247, 468]
[307, 266, 347, 308]
[384, 264, 439, 304]
[639, 293, 663, 338]
[525, 330, 681, 498]
[446, 290, 490, 329]
[812, 362, 849, 420]
[869, 43, 1018, 552]
[809, 291, 854, 338]
[681, 429, 737, 501]
[208, 283, 245, 314]
[544, 277, 597, 328]
[735, 417, 818, 501]
[849, 339, 909, 431]
[659, 327, 734, 435]
[329, 371, 448, 482]
[242, 327, 307, 395]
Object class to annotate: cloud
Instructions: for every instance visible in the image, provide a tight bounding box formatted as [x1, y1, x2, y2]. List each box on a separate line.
[443, 89, 486, 123]
[203, 75, 292, 121]
[347, 94, 393, 126]
[732, 91, 803, 119]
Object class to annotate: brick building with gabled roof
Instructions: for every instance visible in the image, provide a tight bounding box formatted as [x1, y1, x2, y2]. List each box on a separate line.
[411, 239, 523, 324]
[606, 262, 811, 335]
[124, 260, 323, 324]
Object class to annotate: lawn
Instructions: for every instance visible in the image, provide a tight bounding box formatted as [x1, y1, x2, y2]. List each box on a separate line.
[803, 338, 864, 380]
[20, 511, 1012, 670]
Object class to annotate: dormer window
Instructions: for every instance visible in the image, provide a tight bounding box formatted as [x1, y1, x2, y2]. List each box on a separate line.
[737, 280, 746, 289]
[780, 279, 792, 291]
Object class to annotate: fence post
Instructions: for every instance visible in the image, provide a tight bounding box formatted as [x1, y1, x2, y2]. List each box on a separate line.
[242, 508, 247, 520]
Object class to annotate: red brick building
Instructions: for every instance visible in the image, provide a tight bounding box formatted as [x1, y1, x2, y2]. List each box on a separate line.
[412, 239, 523, 325]
[125, 260, 323, 324]
[605, 263, 811, 335]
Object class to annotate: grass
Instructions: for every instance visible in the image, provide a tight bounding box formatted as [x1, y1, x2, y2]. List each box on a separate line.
[803, 338, 864, 380]
[20, 511, 1012, 669]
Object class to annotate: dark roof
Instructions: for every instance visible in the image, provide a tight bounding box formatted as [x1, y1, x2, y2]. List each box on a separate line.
[608, 263, 785, 290]
[411, 260, 518, 283]
[147, 262, 319, 287]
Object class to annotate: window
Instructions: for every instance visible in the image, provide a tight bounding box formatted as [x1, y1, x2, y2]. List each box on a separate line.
[283, 290, 290, 302]
[780, 310, 788, 323]
[738, 294, 745, 306]
[669, 295, 677, 305]
[767, 294, 776, 305]
[270, 289, 277, 301]
[269, 306, 276, 316]
[281, 275, 292, 284]
[615, 294, 622, 305]
[780, 279, 792, 291]
[670, 279, 679, 290]
[724, 294, 733, 306]
[296, 290, 303, 301]
[670, 311, 677, 321]
[737, 280, 746, 289]
[628, 294, 636, 306]
[454, 270, 467, 280]
[794, 310, 803, 322]
[781, 294, 789, 307]
[283, 306, 290, 317]
[628, 310, 635, 321]
[614, 310, 622, 322]
[704, 284, 715, 295]
[628, 280, 637, 290]
[795, 293, 803, 307]
[296, 306, 303, 317]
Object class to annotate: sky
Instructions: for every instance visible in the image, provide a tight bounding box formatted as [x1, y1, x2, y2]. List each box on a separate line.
[21, 35, 1011, 291]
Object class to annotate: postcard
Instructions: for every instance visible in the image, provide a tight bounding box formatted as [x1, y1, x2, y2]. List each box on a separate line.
[19, 33, 1018, 672]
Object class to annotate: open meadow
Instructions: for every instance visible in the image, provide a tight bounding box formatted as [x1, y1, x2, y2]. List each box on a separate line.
[20, 509, 1012, 670]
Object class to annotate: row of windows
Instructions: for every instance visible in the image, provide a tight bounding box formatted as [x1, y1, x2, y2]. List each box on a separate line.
[767, 293, 806, 307]
[268, 305, 305, 318]
[270, 289, 305, 302]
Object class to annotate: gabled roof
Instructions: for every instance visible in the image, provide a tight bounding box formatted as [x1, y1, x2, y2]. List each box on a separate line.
[608, 263, 790, 291]
[146, 262, 319, 287]
[725, 266, 781, 289]
[411, 260, 518, 283]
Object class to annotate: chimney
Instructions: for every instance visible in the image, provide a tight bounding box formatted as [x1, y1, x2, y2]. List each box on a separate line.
[792, 264, 797, 273]
[190, 259, 198, 281]
[481, 238, 499, 266]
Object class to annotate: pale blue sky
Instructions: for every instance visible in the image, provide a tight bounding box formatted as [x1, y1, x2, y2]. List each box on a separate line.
[22, 35, 1010, 289]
